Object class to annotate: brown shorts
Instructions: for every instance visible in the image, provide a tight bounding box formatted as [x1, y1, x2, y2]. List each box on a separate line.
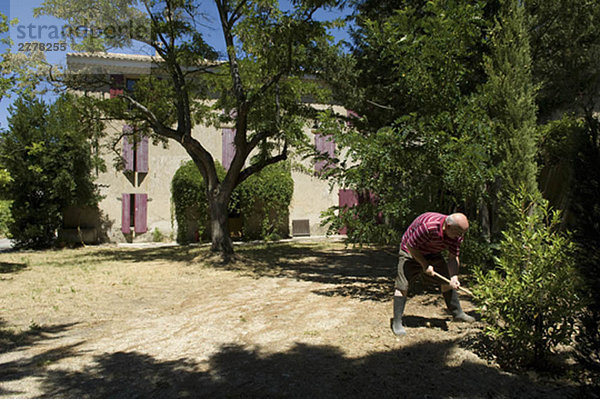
[394, 249, 450, 291]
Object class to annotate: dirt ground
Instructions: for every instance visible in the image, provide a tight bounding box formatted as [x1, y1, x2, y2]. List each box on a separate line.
[0, 240, 591, 398]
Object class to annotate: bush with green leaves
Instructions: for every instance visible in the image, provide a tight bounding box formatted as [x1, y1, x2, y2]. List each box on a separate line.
[474, 190, 585, 368]
[172, 161, 292, 243]
[0, 200, 12, 237]
[238, 161, 293, 241]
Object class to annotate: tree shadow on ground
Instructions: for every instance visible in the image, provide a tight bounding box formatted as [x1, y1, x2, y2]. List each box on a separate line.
[0, 261, 27, 275]
[0, 320, 79, 354]
[35, 339, 584, 399]
[227, 243, 397, 301]
[0, 320, 82, 397]
[69, 243, 398, 302]
[49, 245, 203, 267]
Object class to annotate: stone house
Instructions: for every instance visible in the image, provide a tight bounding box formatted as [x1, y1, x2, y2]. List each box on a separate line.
[65, 52, 358, 243]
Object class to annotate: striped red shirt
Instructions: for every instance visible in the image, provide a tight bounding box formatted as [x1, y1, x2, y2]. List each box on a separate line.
[400, 212, 463, 257]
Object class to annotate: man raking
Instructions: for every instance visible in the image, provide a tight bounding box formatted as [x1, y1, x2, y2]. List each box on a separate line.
[392, 212, 475, 336]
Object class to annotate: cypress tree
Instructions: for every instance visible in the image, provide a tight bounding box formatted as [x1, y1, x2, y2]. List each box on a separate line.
[481, 0, 540, 235]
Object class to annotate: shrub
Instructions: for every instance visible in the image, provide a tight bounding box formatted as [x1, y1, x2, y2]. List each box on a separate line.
[0, 200, 12, 238]
[474, 189, 585, 368]
[238, 162, 293, 240]
[152, 228, 165, 242]
[171, 161, 293, 243]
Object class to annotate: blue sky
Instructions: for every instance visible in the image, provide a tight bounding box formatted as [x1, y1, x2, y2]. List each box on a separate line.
[0, 0, 352, 130]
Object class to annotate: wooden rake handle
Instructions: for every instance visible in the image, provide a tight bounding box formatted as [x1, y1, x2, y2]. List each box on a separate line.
[381, 248, 475, 296]
[432, 271, 474, 297]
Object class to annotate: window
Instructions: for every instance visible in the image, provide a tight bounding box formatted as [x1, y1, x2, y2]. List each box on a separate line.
[122, 126, 148, 173]
[126, 78, 137, 93]
[121, 193, 148, 234]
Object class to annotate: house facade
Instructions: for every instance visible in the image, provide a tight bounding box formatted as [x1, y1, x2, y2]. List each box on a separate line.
[66, 52, 351, 243]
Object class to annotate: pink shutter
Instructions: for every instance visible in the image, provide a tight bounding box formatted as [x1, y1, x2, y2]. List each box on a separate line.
[315, 133, 335, 173]
[121, 193, 131, 234]
[338, 189, 359, 235]
[339, 189, 359, 208]
[222, 128, 236, 170]
[315, 133, 326, 172]
[134, 193, 148, 233]
[110, 75, 124, 98]
[326, 135, 335, 159]
[122, 132, 134, 171]
[136, 136, 149, 173]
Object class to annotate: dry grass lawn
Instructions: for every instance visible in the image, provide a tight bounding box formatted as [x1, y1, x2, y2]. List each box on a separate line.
[0, 240, 587, 398]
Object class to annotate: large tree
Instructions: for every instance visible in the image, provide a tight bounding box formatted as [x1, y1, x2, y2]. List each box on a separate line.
[37, 0, 345, 255]
[480, 0, 540, 235]
[524, 0, 600, 367]
[324, 0, 542, 247]
[0, 94, 104, 248]
[322, 0, 494, 245]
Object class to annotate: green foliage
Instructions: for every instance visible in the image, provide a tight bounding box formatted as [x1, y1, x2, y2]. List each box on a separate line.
[320, 0, 498, 245]
[481, 0, 540, 231]
[152, 228, 165, 243]
[537, 114, 583, 212]
[327, 0, 541, 252]
[474, 190, 585, 368]
[171, 161, 225, 244]
[238, 162, 293, 240]
[0, 200, 12, 237]
[536, 114, 600, 367]
[459, 220, 495, 271]
[0, 94, 104, 248]
[525, 0, 600, 120]
[1, 12, 48, 102]
[348, 0, 488, 132]
[172, 160, 293, 243]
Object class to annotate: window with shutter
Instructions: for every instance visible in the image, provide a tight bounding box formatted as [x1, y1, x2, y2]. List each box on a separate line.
[222, 128, 236, 170]
[122, 193, 148, 234]
[122, 128, 134, 171]
[121, 193, 131, 233]
[134, 193, 148, 233]
[123, 126, 148, 173]
[314, 133, 335, 173]
[136, 136, 149, 173]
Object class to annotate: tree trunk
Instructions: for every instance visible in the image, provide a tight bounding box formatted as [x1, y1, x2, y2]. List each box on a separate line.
[208, 194, 234, 255]
[478, 200, 491, 242]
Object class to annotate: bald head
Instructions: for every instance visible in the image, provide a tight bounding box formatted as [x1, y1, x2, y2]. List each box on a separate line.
[445, 213, 469, 238]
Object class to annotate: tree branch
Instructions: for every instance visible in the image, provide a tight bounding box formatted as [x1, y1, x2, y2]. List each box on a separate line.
[120, 93, 180, 140]
[247, 71, 285, 106]
[228, 0, 248, 27]
[237, 142, 288, 185]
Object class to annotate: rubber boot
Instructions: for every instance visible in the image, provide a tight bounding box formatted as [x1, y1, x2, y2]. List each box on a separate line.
[443, 289, 475, 323]
[391, 295, 407, 336]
